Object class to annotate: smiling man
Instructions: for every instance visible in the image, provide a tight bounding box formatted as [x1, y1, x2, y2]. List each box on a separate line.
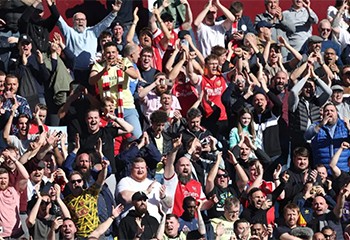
[305, 103, 350, 172]
[116, 157, 171, 222]
[78, 108, 133, 173]
[89, 41, 141, 138]
[3, 100, 37, 155]
[64, 159, 109, 238]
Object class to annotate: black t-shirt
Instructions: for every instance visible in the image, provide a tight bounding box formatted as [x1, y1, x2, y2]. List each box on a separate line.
[274, 225, 292, 239]
[207, 185, 238, 218]
[333, 170, 350, 194]
[79, 127, 120, 172]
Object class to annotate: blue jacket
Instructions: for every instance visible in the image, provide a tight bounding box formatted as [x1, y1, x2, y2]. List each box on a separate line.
[311, 119, 350, 171]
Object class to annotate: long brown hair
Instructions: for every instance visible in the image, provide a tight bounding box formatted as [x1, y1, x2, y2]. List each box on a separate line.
[237, 108, 256, 142]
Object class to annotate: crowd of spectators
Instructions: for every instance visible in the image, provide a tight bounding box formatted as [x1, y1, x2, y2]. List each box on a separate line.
[2, 0, 350, 239]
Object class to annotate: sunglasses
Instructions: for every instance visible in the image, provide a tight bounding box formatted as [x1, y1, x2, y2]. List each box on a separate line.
[71, 179, 83, 184]
[217, 174, 229, 178]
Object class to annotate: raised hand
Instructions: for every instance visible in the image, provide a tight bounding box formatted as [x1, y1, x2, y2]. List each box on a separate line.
[112, 0, 122, 13]
[133, 7, 139, 23]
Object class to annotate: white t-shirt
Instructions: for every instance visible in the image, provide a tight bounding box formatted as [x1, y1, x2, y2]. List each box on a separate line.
[197, 20, 227, 58]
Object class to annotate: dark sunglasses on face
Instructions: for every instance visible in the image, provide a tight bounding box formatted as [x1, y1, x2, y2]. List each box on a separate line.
[71, 179, 83, 184]
[217, 174, 228, 178]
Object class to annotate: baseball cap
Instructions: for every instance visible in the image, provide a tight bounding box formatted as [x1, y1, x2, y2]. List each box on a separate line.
[161, 12, 174, 22]
[331, 84, 344, 92]
[256, 21, 273, 31]
[132, 191, 148, 201]
[18, 34, 32, 45]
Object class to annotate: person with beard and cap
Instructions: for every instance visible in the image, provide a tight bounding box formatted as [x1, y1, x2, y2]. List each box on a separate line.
[307, 185, 350, 240]
[118, 191, 160, 240]
[18, 0, 59, 53]
[26, 184, 71, 240]
[288, 65, 332, 152]
[0, 166, 29, 239]
[139, 72, 181, 123]
[116, 157, 172, 223]
[163, 136, 215, 217]
[295, 35, 335, 82]
[9, 33, 51, 108]
[305, 102, 350, 172]
[56, 1, 122, 88]
[64, 158, 110, 238]
[3, 99, 37, 155]
[330, 84, 350, 120]
[300, 19, 342, 59]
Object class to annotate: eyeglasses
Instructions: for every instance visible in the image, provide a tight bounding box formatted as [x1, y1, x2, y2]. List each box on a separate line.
[321, 28, 331, 32]
[343, 71, 350, 76]
[71, 179, 83, 184]
[217, 174, 229, 178]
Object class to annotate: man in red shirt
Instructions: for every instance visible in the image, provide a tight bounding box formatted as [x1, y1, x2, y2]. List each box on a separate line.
[163, 137, 214, 217]
[188, 54, 234, 138]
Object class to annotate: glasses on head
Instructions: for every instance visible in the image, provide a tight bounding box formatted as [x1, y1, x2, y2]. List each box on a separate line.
[71, 179, 83, 184]
[216, 174, 229, 178]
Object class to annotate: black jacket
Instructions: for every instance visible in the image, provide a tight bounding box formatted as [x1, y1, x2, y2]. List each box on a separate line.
[118, 210, 159, 240]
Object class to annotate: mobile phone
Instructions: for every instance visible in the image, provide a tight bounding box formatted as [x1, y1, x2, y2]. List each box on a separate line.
[56, 131, 62, 138]
[180, 39, 189, 48]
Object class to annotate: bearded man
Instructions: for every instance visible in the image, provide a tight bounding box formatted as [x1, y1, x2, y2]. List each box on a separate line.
[116, 157, 172, 222]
